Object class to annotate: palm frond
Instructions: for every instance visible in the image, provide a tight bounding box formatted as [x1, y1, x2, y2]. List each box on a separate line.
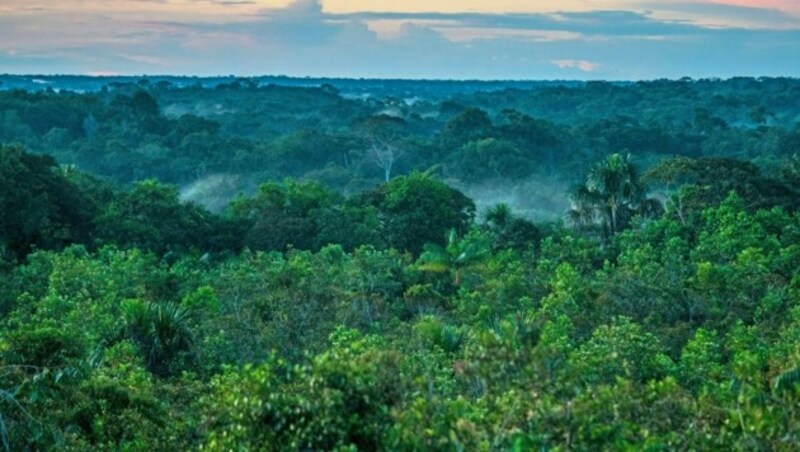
[483, 203, 513, 228]
[638, 197, 665, 219]
[565, 206, 596, 228]
[774, 365, 800, 392]
[123, 300, 194, 376]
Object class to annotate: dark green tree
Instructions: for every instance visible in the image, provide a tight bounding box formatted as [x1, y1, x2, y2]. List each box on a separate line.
[0, 145, 95, 258]
[359, 172, 475, 254]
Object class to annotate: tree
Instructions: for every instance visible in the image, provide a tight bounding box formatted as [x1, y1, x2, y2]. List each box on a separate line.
[645, 156, 799, 217]
[359, 172, 475, 254]
[417, 229, 490, 288]
[122, 300, 195, 377]
[356, 114, 409, 182]
[272, 129, 348, 177]
[0, 145, 95, 258]
[498, 110, 560, 171]
[483, 203, 514, 230]
[450, 138, 532, 182]
[95, 179, 219, 254]
[228, 179, 346, 252]
[203, 330, 402, 450]
[482, 203, 540, 252]
[440, 108, 492, 148]
[567, 153, 662, 240]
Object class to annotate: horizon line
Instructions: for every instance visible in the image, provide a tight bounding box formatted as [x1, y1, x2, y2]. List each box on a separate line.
[3, 73, 798, 83]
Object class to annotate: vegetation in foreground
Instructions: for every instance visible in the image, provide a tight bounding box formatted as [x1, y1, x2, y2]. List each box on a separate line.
[1, 77, 800, 449]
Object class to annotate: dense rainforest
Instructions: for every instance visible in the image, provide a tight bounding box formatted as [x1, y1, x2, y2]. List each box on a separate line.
[1, 76, 800, 450]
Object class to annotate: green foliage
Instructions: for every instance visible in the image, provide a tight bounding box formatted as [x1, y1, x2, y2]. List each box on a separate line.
[203, 330, 402, 450]
[482, 203, 541, 252]
[567, 153, 663, 240]
[3, 78, 800, 449]
[122, 300, 195, 377]
[413, 316, 464, 354]
[417, 228, 491, 289]
[440, 108, 492, 148]
[646, 156, 799, 217]
[450, 138, 532, 182]
[96, 179, 222, 254]
[774, 365, 800, 392]
[0, 144, 94, 258]
[230, 179, 383, 252]
[679, 328, 725, 390]
[361, 172, 476, 254]
[568, 317, 674, 386]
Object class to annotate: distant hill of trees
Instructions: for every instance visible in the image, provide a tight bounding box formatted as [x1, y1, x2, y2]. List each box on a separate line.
[1, 75, 799, 220]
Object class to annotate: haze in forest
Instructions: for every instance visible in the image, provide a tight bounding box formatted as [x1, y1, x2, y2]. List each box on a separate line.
[6, 0, 800, 449]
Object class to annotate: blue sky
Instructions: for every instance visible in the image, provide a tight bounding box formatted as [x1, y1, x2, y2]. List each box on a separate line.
[1, 0, 799, 79]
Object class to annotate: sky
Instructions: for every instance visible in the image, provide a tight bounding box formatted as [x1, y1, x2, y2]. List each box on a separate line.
[1, 0, 800, 79]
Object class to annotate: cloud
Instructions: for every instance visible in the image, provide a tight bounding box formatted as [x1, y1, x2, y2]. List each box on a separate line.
[642, 1, 800, 28]
[210, 1, 257, 5]
[239, 0, 342, 46]
[437, 28, 584, 42]
[1, 0, 800, 79]
[272, 0, 323, 16]
[710, 0, 800, 15]
[552, 59, 602, 72]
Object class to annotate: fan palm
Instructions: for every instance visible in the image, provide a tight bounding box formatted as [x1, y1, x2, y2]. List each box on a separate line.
[567, 153, 663, 240]
[124, 301, 195, 376]
[483, 203, 513, 229]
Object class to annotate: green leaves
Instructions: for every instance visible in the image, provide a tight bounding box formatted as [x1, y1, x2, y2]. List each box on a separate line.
[417, 228, 491, 289]
[0, 145, 95, 258]
[362, 172, 476, 254]
[774, 365, 800, 393]
[567, 153, 663, 240]
[122, 300, 195, 377]
[568, 317, 674, 387]
[203, 335, 402, 451]
[5, 115, 800, 450]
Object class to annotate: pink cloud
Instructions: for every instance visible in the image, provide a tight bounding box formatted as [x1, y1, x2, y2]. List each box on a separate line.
[709, 0, 800, 14]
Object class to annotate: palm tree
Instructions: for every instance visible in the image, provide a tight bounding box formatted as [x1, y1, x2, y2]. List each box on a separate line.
[567, 153, 663, 240]
[418, 229, 490, 287]
[483, 203, 513, 230]
[124, 301, 195, 377]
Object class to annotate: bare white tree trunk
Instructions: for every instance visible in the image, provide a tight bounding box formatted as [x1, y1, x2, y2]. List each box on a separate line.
[367, 137, 405, 182]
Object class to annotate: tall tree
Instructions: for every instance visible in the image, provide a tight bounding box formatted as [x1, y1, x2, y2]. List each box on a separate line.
[359, 172, 475, 254]
[0, 145, 95, 258]
[356, 114, 408, 182]
[567, 153, 662, 240]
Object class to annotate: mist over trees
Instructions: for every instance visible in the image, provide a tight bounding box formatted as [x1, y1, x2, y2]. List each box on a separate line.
[1, 76, 800, 450]
[2, 76, 800, 216]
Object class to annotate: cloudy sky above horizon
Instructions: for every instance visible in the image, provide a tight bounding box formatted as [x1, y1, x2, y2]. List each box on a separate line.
[1, 0, 800, 79]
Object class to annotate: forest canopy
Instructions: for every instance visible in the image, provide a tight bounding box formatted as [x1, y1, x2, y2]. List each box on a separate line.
[1, 77, 800, 450]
